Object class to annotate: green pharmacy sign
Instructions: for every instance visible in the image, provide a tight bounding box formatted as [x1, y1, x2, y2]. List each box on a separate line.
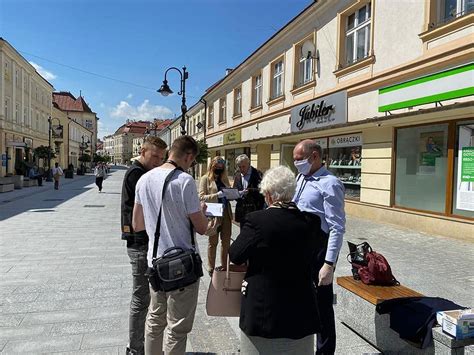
[461, 147, 474, 182]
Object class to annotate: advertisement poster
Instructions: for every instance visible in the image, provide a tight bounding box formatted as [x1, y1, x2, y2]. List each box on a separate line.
[456, 125, 474, 212]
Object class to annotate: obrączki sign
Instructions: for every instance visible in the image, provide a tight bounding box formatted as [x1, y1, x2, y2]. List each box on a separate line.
[290, 91, 347, 133]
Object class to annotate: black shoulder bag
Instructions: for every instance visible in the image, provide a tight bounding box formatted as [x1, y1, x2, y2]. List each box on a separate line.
[147, 168, 203, 292]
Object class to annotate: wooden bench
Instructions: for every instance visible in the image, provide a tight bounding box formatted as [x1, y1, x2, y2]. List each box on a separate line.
[336, 276, 472, 354]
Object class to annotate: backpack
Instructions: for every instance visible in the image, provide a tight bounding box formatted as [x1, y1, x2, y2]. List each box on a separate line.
[347, 241, 399, 286]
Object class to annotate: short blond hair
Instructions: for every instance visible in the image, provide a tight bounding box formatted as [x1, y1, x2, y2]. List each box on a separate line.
[142, 136, 167, 150]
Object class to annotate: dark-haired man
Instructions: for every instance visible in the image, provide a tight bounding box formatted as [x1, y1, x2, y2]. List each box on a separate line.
[121, 136, 167, 355]
[133, 135, 208, 354]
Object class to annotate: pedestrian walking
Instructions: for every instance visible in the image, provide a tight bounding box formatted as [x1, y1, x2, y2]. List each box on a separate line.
[229, 166, 322, 354]
[293, 139, 346, 355]
[132, 135, 208, 355]
[51, 162, 63, 190]
[121, 136, 167, 355]
[233, 154, 265, 227]
[199, 156, 233, 276]
[94, 162, 107, 192]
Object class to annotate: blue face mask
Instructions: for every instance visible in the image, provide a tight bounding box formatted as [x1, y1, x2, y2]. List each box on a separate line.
[294, 158, 312, 176]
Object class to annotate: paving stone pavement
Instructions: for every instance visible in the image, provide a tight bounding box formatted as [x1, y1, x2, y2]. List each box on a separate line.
[0, 167, 472, 354]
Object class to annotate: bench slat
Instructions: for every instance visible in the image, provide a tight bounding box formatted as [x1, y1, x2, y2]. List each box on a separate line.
[337, 276, 424, 305]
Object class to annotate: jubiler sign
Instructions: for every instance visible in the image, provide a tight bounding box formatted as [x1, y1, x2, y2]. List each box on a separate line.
[290, 91, 347, 133]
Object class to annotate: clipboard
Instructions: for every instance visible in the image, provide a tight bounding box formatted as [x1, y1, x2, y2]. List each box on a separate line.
[222, 188, 241, 200]
[205, 203, 223, 217]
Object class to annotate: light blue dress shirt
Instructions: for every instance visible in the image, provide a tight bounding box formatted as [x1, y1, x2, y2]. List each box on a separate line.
[293, 166, 346, 263]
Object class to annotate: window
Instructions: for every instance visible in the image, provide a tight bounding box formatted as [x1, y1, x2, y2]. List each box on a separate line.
[439, 0, 474, 23]
[294, 36, 315, 88]
[234, 87, 242, 117]
[345, 3, 371, 65]
[85, 119, 93, 129]
[252, 74, 263, 108]
[15, 69, 20, 88]
[15, 102, 20, 123]
[271, 60, 284, 99]
[219, 97, 226, 123]
[208, 105, 214, 127]
[4, 61, 10, 80]
[23, 108, 27, 126]
[4, 98, 10, 120]
[395, 124, 449, 213]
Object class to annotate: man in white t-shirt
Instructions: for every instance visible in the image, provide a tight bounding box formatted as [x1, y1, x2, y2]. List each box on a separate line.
[132, 135, 208, 355]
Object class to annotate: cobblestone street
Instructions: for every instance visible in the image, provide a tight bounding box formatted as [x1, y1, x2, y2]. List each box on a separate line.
[0, 167, 473, 354]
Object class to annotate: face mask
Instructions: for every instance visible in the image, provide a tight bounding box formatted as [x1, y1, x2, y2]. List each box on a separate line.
[294, 158, 312, 176]
[214, 168, 224, 176]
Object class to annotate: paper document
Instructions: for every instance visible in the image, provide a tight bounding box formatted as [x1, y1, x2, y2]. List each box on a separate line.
[205, 203, 223, 217]
[222, 188, 241, 200]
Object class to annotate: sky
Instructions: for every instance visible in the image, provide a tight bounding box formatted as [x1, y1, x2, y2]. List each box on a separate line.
[0, 0, 311, 139]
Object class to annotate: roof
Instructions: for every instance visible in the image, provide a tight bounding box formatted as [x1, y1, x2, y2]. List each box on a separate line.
[53, 92, 94, 113]
[114, 120, 151, 135]
[153, 119, 174, 131]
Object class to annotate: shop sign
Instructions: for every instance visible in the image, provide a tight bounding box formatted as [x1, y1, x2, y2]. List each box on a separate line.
[223, 129, 242, 145]
[52, 125, 64, 139]
[314, 137, 328, 149]
[329, 133, 363, 148]
[378, 63, 474, 112]
[455, 128, 474, 211]
[290, 91, 347, 133]
[6, 141, 26, 147]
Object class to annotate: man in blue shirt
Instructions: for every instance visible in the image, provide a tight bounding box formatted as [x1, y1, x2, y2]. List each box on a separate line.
[293, 139, 346, 354]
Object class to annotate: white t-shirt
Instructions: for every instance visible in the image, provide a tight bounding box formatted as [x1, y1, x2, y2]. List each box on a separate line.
[135, 167, 201, 267]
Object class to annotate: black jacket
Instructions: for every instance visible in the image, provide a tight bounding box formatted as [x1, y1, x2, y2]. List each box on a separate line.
[229, 207, 323, 339]
[233, 167, 265, 223]
[121, 161, 147, 241]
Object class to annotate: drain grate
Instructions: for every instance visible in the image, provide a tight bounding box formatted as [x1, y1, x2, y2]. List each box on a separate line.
[30, 209, 56, 213]
[2, 200, 12, 203]
[84, 205, 105, 208]
[43, 199, 65, 202]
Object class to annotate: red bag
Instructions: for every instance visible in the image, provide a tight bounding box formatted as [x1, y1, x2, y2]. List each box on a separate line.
[348, 242, 399, 286]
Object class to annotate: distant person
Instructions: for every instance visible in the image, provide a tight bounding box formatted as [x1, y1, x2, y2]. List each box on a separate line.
[233, 154, 265, 227]
[28, 165, 43, 186]
[132, 135, 208, 354]
[121, 136, 167, 355]
[229, 166, 322, 354]
[199, 156, 232, 276]
[51, 162, 63, 190]
[94, 162, 107, 192]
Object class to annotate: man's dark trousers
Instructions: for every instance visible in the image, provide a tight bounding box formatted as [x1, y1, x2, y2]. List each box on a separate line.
[315, 236, 336, 354]
[127, 242, 150, 355]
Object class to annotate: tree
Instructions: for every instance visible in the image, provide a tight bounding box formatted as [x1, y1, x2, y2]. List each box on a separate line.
[79, 154, 91, 162]
[33, 145, 55, 169]
[196, 140, 209, 164]
[93, 153, 111, 163]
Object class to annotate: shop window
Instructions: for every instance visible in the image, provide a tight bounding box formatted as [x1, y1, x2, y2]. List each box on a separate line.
[4, 97, 10, 120]
[395, 124, 449, 213]
[452, 121, 474, 218]
[328, 134, 362, 200]
[252, 73, 263, 108]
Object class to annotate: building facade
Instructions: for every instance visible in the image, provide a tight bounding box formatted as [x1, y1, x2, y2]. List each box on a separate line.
[0, 37, 53, 176]
[186, 102, 207, 178]
[107, 120, 149, 164]
[203, 0, 473, 239]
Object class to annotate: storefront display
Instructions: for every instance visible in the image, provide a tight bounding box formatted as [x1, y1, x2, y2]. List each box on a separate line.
[328, 133, 362, 199]
[453, 122, 474, 217]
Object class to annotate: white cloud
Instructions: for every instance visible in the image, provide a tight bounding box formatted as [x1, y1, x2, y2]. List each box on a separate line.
[126, 93, 133, 99]
[99, 102, 106, 108]
[110, 100, 172, 120]
[29, 61, 57, 81]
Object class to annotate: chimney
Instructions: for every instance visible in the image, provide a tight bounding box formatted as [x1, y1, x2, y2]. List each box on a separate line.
[225, 68, 233, 76]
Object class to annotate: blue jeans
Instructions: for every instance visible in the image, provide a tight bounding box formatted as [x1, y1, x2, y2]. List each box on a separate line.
[127, 244, 150, 355]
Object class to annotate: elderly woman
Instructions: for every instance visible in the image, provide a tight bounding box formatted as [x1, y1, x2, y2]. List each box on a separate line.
[229, 166, 322, 355]
[199, 156, 233, 276]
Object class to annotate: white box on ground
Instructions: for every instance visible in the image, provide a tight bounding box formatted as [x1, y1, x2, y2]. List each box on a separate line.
[437, 309, 474, 340]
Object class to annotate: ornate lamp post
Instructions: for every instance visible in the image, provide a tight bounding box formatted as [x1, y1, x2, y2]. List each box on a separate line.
[79, 135, 90, 175]
[157, 66, 188, 135]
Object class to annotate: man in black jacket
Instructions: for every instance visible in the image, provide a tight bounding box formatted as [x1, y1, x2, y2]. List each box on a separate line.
[121, 136, 167, 355]
[233, 154, 265, 226]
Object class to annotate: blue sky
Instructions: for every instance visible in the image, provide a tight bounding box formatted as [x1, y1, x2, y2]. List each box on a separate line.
[0, 0, 310, 138]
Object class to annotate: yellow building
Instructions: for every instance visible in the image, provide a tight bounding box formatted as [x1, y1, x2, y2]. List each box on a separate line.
[203, 1, 473, 240]
[0, 37, 53, 176]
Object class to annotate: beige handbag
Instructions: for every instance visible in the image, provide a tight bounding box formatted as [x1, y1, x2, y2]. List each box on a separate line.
[206, 255, 247, 317]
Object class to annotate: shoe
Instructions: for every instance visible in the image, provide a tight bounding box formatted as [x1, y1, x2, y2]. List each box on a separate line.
[208, 268, 214, 277]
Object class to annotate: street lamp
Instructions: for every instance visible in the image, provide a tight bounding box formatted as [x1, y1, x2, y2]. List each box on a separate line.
[79, 135, 90, 175]
[157, 66, 188, 136]
[47, 116, 63, 182]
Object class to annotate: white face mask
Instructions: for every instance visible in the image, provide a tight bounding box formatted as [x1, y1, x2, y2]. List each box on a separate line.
[294, 158, 312, 176]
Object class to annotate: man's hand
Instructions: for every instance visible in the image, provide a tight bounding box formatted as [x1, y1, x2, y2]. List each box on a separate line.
[318, 263, 334, 286]
[200, 201, 208, 215]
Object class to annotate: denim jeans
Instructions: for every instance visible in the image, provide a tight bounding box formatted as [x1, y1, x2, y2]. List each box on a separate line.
[127, 244, 150, 355]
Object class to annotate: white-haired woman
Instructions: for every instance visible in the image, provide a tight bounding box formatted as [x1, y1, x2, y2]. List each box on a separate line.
[229, 166, 323, 355]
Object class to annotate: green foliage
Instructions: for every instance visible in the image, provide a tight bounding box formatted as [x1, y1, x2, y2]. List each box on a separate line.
[93, 153, 111, 163]
[33, 145, 56, 160]
[196, 140, 209, 164]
